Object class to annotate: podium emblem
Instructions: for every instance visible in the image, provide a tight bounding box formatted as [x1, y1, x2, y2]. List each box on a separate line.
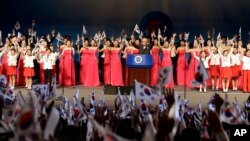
[134, 55, 143, 64]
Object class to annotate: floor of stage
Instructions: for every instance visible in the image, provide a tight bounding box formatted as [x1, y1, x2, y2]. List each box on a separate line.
[14, 85, 250, 109]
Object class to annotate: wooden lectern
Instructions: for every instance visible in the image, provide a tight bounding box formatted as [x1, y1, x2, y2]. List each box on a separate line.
[126, 54, 153, 86]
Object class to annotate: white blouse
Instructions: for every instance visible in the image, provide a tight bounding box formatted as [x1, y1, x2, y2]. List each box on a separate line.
[210, 53, 220, 65]
[219, 47, 233, 67]
[231, 53, 241, 66]
[41, 54, 53, 70]
[24, 55, 36, 68]
[7, 54, 19, 66]
[242, 56, 250, 70]
[194, 54, 212, 69]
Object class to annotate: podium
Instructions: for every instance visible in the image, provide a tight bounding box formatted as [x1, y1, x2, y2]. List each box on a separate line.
[126, 54, 153, 86]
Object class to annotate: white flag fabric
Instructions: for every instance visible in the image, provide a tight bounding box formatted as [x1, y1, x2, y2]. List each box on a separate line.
[158, 28, 162, 39]
[56, 32, 62, 42]
[135, 81, 159, 102]
[32, 84, 50, 101]
[76, 34, 80, 45]
[0, 75, 7, 86]
[129, 89, 135, 109]
[17, 32, 22, 39]
[233, 97, 247, 122]
[200, 34, 204, 43]
[184, 32, 190, 40]
[220, 102, 238, 124]
[139, 31, 143, 39]
[134, 24, 141, 34]
[50, 75, 57, 99]
[102, 31, 106, 39]
[158, 66, 173, 85]
[86, 120, 93, 141]
[163, 26, 167, 33]
[217, 32, 221, 40]
[43, 107, 60, 140]
[82, 25, 87, 35]
[93, 33, 99, 41]
[32, 20, 36, 27]
[0, 30, 2, 42]
[14, 21, 21, 30]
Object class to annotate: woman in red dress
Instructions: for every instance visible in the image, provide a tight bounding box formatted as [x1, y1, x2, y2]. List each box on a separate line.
[17, 40, 27, 86]
[38, 41, 48, 84]
[84, 40, 100, 86]
[123, 39, 139, 85]
[150, 39, 161, 86]
[160, 40, 175, 88]
[186, 40, 201, 88]
[109, 40, 124, 86]
[100, 39, 111, 85]
[79, 39, 89, 85]
[176, 40, 188, 86]
[59, 40, 75, 86]
[240, 49, 250, 93]
[2, 38, 11, 78]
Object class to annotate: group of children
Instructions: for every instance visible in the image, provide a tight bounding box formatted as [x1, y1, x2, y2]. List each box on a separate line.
[193, 38, 250, 93]
[0, 38, 58, 89]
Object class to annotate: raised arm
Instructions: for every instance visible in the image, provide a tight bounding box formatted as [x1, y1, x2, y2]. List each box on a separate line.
[193, 51, 200, 60]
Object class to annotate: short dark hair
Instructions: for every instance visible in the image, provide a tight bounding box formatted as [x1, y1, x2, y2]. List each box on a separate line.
[46, 48, 52, 52]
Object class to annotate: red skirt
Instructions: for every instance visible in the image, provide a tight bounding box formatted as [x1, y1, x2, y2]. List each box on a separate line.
[7, 66, 16, 75]
[52, 65, 56, 75]
[24, 67, 35, 77]
[231, 65, 241, 78]
[221, 67, 232, 78]
[210, 65, 220, 77]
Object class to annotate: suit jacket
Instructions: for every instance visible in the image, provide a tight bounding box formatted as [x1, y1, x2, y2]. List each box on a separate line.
[139, 45, 151, 54]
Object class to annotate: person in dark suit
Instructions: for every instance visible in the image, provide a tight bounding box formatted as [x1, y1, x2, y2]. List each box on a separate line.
[139, 38, 151, 54]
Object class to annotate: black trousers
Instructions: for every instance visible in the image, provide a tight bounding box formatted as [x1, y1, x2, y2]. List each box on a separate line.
[44, 69, 52, 83]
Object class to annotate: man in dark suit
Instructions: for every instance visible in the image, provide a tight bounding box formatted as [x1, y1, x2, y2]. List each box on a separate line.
[139, 38, 151, 54]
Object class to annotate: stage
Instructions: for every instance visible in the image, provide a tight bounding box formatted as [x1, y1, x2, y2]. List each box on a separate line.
[15, 85, 250, 109]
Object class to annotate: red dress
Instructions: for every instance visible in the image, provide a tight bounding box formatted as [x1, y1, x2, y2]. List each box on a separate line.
[187, 51, 200, 88]
[80, 49, 88, 84]
[59, 48, 75, 86]
[85, 49, 100, 86]
[103, 49, 111, 85]
[124, 48, 139, 85]
[110, 49, 124, 86]
[39, 51, 46, 84]
[151, 47, 161, 86]
[17, 51, 26, 86]
[2, 54, 8, 78]
[161, 50, 174, 88]
[176, 49, 188, 86]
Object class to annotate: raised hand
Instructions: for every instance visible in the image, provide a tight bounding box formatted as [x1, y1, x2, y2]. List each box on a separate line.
[214, 94, 224, 114]
[164, 88, 175, 111]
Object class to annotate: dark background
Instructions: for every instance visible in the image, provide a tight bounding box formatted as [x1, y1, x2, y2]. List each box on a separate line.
[0, 0, 250, 41]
